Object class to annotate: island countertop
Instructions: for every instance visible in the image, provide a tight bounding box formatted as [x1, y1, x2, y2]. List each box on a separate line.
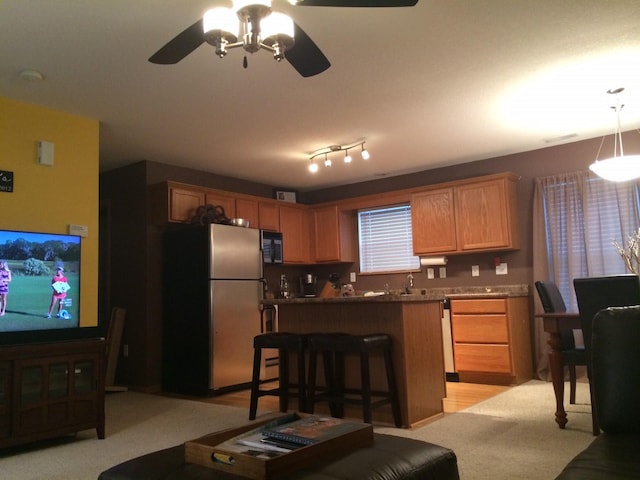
[275, 297, 445, 428]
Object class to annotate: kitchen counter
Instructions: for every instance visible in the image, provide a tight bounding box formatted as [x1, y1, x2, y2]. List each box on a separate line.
[265, 284, 530, 427]
[263, 284, 529, 305]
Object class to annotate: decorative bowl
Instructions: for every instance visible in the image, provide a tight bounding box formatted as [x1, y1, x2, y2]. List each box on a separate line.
[230, 218, 250, 228]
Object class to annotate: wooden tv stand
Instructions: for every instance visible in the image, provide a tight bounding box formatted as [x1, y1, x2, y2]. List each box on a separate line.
[0, 338, 106, 448]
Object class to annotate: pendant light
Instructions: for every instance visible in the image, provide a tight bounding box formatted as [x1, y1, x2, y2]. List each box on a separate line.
[589, 88, 640, 182]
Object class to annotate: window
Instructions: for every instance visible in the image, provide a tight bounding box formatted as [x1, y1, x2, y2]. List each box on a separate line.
[358, 205, 420, 273]
[537, 171, 640, 309]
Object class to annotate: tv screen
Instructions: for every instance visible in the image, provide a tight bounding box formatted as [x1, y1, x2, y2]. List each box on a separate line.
[0, 229, 84, 345]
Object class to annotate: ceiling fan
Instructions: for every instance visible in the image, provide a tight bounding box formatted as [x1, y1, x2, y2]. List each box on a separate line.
[149, 0, 419, 78]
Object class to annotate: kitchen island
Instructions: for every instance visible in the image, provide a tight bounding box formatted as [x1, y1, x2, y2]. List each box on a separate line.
[264, 294, 446, 428]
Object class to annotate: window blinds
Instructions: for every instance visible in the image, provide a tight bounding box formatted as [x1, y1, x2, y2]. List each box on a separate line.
[358, 205, 420, 273]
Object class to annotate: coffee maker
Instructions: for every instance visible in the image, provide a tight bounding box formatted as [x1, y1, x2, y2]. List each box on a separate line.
[299, 273, 317, 297]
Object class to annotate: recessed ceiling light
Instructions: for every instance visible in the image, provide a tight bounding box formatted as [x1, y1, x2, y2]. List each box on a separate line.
[19, 69, 44, 81]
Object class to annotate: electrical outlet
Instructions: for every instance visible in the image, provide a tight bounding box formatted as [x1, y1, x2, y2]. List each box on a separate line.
[427, 268, 435, 279]
[349, 272, 357, 282]
[472, 265, 480, 277]
[496, 263, 508, 275]
[439, 267, 447, 278]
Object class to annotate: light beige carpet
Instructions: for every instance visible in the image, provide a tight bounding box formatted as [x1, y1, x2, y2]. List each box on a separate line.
[0, 380, 595, 480]
[378, 379, 595, 480]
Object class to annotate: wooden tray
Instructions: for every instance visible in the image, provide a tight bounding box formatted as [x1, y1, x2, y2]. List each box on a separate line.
[184, 413, 373, 480]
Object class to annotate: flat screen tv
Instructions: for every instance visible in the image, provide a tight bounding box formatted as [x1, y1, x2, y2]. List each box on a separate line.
[0, 228, 99, 346]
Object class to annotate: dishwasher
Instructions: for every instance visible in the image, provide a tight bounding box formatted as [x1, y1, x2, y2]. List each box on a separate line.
[441, 298, 458, 381]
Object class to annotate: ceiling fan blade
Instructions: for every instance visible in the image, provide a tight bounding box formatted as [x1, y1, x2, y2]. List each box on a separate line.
[285, 22, 331, 77]
[296, 0, 418, 6]
[149, 19, 205, 64]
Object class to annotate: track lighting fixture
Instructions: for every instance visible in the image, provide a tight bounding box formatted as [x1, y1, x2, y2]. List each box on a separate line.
[589, 88, 640, 182]
[308, 140, 370, 173]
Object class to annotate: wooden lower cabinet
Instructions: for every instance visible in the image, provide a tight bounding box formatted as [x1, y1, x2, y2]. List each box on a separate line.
[450, 297, 532, 385]
[0, 339, 106, 448]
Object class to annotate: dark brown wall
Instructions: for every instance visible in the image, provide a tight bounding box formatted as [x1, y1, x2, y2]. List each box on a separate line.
[99, 131, 640, 390]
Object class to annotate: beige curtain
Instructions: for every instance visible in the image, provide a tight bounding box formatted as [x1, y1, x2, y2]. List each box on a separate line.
[532, 170, 640, 380]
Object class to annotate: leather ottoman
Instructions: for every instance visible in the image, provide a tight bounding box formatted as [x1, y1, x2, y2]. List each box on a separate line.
[98, 433, 459, 480]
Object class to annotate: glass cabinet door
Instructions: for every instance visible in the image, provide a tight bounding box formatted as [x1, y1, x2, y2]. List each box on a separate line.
[0, 362, 9, 438]
[48, 363, 69, 398]
[73, 361, 94, 394]
[21, 366, 43, 403]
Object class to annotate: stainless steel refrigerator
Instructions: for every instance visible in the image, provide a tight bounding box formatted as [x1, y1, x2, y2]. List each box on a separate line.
[162, 223, 263, 395]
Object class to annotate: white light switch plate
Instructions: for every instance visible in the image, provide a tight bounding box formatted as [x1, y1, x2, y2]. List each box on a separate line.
[427, 268, 435, 279]
[349, 272, 356, 282]
[472, 265, 479, 277]
[496, 263, 508, 275]
[439, 267, 447, 278]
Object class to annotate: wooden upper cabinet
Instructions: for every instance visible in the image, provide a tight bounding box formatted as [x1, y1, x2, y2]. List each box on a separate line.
[258, 202, 279, 231]
[235, 198, 279, 230]
[455, 176, 518, 252]
[313, 205, 357, 263]
[279, 204, 312, 264]
[411, 173, 519, 255]
[168, 187, 205, 223]
[235, 198, 259, 228]
[411, 188, 457, 254]
[205, 192, 236, 219]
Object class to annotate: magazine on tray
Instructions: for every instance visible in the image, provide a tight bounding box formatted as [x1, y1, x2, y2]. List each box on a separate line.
[261, 415, 369, 446]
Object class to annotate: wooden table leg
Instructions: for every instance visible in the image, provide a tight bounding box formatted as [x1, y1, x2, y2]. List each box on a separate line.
[548, 332, 567, 429]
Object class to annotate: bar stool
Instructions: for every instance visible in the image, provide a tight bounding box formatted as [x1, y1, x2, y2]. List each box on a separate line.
[306, 333, 402, 427]
[248, 332, 306, 420]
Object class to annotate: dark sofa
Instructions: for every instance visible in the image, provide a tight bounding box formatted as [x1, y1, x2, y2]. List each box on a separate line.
[555, 306, 640, 479]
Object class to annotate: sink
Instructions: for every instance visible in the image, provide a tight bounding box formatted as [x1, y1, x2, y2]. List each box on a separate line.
[403, 288, 428, 295]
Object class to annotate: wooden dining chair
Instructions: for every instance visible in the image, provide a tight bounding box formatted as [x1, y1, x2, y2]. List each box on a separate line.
[573, 274, 640, 435]
[534, 280, 585, 404]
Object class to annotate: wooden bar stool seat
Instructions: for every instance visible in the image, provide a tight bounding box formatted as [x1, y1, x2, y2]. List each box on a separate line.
[306, 333, 402, 427]
[249, 332, 306, 420]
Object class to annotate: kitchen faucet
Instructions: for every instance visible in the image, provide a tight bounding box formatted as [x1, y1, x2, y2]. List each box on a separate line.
[405, 272, 414, 293]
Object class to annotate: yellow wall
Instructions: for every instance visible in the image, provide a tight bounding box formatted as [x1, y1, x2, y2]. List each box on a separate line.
[0, 97, 99, 326]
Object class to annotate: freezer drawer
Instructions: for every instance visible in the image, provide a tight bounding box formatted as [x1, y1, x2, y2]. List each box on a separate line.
[210, 279, 262, 390]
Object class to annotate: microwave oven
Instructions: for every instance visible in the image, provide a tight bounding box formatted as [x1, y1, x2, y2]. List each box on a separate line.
[261, 231, 283, 264]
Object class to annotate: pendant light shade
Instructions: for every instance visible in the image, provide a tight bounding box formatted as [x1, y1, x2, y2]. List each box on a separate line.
[589, 154, 640, 182]
[589, 88, 640, 182]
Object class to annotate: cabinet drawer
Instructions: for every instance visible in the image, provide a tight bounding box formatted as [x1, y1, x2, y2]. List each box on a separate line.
[451, 314, 509, 343]
[450, 298, 506, 314]
[454, 344, 511, 374]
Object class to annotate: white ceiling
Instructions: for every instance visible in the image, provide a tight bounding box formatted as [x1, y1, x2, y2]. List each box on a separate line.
[2, 0, 640, 192]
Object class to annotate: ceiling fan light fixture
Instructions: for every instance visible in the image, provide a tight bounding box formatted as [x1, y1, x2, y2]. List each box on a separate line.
[203, 8, 239, 45]
[261, 12, 295, 60]
[589, 88, 640, 182]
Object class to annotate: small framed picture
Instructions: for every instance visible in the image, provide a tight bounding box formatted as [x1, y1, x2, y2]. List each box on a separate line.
[273, 189, 297, 203]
